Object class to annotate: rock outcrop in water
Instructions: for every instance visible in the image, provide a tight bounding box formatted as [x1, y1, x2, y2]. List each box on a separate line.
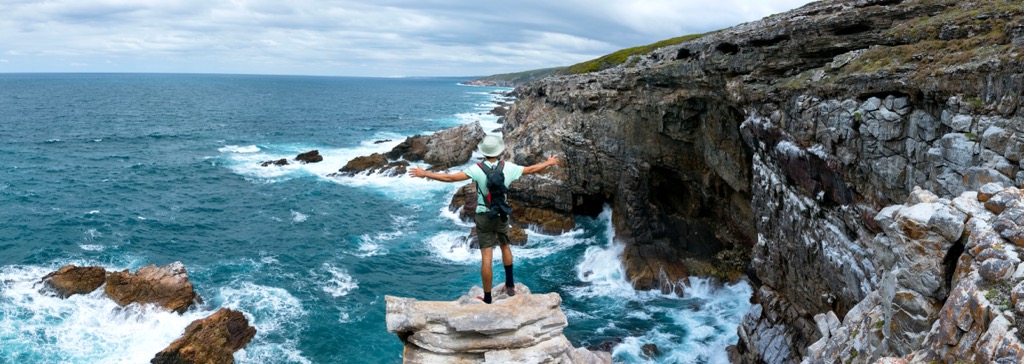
[260, 150, 323, 167]
[105, 262, 201, 314]
[40, 265, 107, 298]
[385, 284, 611, 364]
[152, 308, 258, 364]
[337, 121, 486, 176]
[492, 0, 1024, 361]
[41, 261, 201, 313]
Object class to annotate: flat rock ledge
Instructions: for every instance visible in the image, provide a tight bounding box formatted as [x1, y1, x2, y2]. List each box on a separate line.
[385, 284, 611, 364]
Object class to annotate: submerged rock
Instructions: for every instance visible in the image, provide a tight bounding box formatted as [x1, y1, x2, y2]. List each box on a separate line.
[104, 262, 200, 314]
[260, 158, 288, 167]
[333, 153, 409, 177]
[386, 285, 610, 363]
[40, 265, 106, 298]
[151, 308, 256, 364]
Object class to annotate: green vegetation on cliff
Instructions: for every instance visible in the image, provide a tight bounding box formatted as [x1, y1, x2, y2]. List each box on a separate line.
[561, 33, 708, 75]
[464, 67, 564, 87]
[840, 0, 1022, 79]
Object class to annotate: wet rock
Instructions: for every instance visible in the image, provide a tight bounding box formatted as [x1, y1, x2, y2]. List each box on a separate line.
[151, 308, 257, 364]
[641, 343, 660, 358]
[40, 265, 107, 298]
[385, 285, 610, 363]
[104, 262, 199, 314]
[373, 139, 392, 144]
[295, 150, 323, 164]
[260, 158, 288, 167]
[490, 105, 508, 116]
[334, 154, 409, 177]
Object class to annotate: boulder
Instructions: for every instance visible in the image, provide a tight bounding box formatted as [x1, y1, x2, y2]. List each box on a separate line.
[295, 150, 323, 164]
[40, 265, 107, 298]
[151, 308, 257, 364]
[386, 122, 486, 170]
[385, 285, 610, 364]
[104, 262, 200, 314]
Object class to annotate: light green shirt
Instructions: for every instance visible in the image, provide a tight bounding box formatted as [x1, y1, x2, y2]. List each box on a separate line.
[464, 160, 524, 213]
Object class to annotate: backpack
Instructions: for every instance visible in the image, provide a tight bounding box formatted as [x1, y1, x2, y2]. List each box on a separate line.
[477, 161, 513, 221]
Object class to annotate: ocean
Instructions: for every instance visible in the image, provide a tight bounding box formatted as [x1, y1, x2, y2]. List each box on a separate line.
[0, 73, 751, 363]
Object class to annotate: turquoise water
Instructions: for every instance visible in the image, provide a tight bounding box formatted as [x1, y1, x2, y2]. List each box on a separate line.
[0, 74, 751, 363]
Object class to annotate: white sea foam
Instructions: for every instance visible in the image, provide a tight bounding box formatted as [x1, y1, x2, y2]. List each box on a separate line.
[315, 263, 359, 298]
[215, 281, 313, 364]
[87, 210, 101, 215]
[426, 222, 588, 264]
[0, 265, 214, 364]
[218, 145, 261, 153]
[562, 207, 753, 363]
[291, 210, 308, 223]
[79, 244, 105, 251]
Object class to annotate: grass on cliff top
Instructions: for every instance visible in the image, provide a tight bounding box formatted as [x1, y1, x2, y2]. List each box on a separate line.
[560, 33, 708, 75]
[468, 67, 565, 86]
[839, 0, 1022, 78]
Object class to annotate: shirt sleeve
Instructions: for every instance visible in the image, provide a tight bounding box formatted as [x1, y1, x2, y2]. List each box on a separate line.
[463, 164, 482, 185]
[504, 162, 524, 186]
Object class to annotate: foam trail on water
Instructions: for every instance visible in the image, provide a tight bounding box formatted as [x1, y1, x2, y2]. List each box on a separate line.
[426, 223, 588, 265]
[315, 263, 359, 298]
[350, 215, 410, 257]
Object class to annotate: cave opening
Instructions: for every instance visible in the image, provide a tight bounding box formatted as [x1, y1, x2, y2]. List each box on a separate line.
[942, 240, 966, 293]
[715, 42, 740, 55]
[831, 22, 874, 36]
[648, 167, 724, 259]
[572, 193, 611, 217]
[676, 48, 694, 60]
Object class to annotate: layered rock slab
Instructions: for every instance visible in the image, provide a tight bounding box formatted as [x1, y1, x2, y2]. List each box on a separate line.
[385, 285, 610, 364]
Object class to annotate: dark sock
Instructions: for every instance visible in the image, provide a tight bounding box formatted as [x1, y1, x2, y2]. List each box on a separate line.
[483, 291, 492, 304]
[504, 264, 514, 288]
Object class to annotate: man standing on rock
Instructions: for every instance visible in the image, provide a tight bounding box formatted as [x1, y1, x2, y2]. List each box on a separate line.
[409, 134, 559, 304]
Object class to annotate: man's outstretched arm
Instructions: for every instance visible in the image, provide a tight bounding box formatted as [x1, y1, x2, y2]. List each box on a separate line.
[409, 166, 470, 182]
[523, 156, 559, 175]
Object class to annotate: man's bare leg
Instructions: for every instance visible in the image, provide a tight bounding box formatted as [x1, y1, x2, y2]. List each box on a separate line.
[480, 246, 494, 303]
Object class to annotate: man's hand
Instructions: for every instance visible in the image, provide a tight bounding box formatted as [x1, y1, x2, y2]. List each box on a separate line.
[408, 166, 427, 178]
[545, 155, 560, 167]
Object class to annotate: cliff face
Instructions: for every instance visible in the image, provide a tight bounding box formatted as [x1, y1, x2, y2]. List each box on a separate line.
[500, 0, 1024, 361]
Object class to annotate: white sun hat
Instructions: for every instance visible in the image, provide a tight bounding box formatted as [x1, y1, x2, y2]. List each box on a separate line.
[477, 134, 505, 157]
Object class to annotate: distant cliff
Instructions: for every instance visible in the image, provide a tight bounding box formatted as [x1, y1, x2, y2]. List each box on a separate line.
[497, 0, 1024, 362]
[462, 67, 564, 87]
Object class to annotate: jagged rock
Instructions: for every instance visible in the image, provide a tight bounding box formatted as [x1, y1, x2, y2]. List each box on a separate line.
[151, 308, 256, 364]
[104, 262, 199, 314]
[295, 150, 323, 164]
[979, 182, 1006, 202]
[495, 0, 1024, 361]
[385, 122, 486, 171]
[260, 158, 288, 167]
[333, 153, 409, 177]
[450, 183, 479, 222]
[374, 139, 393, 144]
[40, 265, 106, 298]
[385, 285, 610, 363]
[490, 106, 508, 116]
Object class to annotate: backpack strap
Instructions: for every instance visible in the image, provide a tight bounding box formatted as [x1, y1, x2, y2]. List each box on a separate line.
[475, 162, 490, 200]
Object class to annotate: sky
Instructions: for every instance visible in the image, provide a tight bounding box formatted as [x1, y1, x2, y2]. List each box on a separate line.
[0, 0, 816, 77]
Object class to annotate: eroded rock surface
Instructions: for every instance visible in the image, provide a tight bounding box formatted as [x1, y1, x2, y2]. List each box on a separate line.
[105, 262, 200, 314]
[497, 0, 1023, 361]
[386, 285, 610, 364]
[151, 308, 257, 364]
[40, 265, 107, 298]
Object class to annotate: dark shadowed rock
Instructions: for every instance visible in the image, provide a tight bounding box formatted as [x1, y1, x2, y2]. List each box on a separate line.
[333, 153, 409, 177]
[151, 308, 256, 364]
[40, 265, 107, 298]
[373, 139, 392, 144]
[385, 135, 430, 161]
[104, 262, 199, 314]
[260, 158, 288, 167]
[295, 150, 323, 164]
[385, 122, 486, 170]
[490, 105, 508, 116]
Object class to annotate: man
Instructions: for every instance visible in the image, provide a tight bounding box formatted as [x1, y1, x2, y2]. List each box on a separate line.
[409, 134, 559, 304]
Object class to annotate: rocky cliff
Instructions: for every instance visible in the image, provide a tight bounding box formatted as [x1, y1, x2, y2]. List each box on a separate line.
[499, 0, 1023, 362]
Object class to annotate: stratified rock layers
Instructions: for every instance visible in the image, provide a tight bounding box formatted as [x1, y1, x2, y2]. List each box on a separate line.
[385, 285, 610, 364]
[499, 0, 1023, 362]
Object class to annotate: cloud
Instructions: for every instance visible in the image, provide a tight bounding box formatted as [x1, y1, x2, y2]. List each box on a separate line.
[0, 0, 815, 76]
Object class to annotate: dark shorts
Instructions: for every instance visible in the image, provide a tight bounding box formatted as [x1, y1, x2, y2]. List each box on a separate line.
[474, 212, 509, 249]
